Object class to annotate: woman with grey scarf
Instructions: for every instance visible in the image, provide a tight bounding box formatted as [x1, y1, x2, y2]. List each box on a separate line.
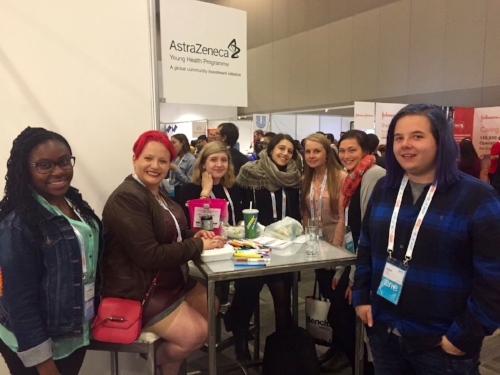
[224, 134, 303, 362]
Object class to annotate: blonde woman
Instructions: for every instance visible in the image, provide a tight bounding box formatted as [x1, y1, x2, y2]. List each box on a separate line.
[301, 133, 346, 247]
[178, 141, 243, 228]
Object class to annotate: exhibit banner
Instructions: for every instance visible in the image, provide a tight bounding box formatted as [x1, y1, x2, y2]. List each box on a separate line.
[353, 102, 375, 130]
[472, 106, 500, 156]
[452, 107, 474, 143]
[160, 0, 247, 106]
[375, 102, 406, 144]
[253, 114, 270, 133]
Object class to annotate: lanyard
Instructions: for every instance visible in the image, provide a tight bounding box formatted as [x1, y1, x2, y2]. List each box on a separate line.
[169, 154, 186, 183]
[133, 173, 182, 242]
[345, 204, 349, 227]
[66, 198, 94, 281]
[388, 175, 437, 264]
[270, 188, 286, 221]
[162, 203, 182, 242]
[310, 172, 327, 221]
[210, 186, 236, 226]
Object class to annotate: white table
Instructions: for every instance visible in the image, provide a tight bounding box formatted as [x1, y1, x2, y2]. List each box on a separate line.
[195, 240, 357, 375]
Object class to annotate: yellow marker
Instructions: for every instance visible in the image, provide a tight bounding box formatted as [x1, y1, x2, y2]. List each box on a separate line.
[233, 253, 262, 258]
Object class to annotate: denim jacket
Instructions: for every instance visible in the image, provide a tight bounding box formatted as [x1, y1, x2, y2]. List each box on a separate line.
[0, 187, 103, 365]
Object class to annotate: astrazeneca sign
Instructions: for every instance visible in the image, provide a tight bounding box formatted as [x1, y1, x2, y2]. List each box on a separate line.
[160, 0, 247, 107]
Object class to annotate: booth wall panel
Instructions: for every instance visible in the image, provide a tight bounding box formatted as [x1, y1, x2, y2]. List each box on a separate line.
[329, 0, 355, 23]
[483, 0, 500, 86]
[290, 0, 308, 36]
[201, 0, 500, 114]
[442, 0, 487, 91]
[272, 39, 291, 109]
[408, 0, 446, 95]
[255, 43, 273, 111]
[308, 25, 330, 106]
[328, 17, 353, 104]
[308, 0, 330, 30]
[351, 8, 381, 100]
[257, 0, 274, 46]
[271, 114, 296, 138]
[320, 116, 342, 139]
[289, 32, 309, 108]
[0, 0, 152, 215]
[342, 117, 354, 132]
[233, 0, 259, 49]
[160, 103, 236, 124]
[0, 0, 155, 373]
[481, 86, 500, 107]
[377, 0, 411, 98]
[296, 115, 320, 140]
[247, 47, 259, 110]
[273, 0, 290, 41]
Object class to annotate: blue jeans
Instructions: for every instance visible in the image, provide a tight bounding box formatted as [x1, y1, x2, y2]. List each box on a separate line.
[368, 330, 480, 375]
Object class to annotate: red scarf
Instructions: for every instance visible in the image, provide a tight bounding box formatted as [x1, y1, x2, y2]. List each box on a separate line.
[342, 154, 376, 208]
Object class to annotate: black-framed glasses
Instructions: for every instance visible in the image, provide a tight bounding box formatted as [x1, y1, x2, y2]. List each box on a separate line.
[28, 156, 76, 174]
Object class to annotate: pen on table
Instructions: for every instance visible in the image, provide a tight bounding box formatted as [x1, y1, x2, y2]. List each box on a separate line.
[234, 263, 266, 267]
[235, 258, 271, 263]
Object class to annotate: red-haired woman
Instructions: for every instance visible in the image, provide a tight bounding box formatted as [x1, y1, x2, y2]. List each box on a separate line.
[101, 131, 223, 375]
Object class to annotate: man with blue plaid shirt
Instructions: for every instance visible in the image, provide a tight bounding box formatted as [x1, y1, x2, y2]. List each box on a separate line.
[353, 104, 500, 375]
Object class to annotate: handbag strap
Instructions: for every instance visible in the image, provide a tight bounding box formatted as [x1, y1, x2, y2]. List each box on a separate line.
[142, 270, 161, 306]
[313, 276, 319, 300]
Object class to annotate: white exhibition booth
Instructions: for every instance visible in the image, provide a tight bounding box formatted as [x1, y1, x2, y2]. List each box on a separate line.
[0, 0, 246, 374]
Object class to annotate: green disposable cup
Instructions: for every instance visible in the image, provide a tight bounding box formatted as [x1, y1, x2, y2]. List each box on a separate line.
[242, 209, 259, 239]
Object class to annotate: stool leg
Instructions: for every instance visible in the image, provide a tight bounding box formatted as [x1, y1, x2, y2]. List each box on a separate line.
[147, 342, 156, 375]
[178, 359, 187, 375]
[111, 351, 119, 375]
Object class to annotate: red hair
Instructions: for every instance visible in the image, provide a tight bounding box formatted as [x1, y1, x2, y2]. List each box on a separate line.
[132, 131, 177, 161]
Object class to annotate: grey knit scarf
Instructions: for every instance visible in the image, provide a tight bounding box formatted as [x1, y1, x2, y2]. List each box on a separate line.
[236, 150, 302, 192]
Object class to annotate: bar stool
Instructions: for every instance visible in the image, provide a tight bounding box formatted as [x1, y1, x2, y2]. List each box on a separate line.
[87, 332, 163, 375]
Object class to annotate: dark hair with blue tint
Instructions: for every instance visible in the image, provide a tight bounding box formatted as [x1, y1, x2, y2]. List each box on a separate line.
[384, 104, 459, 189]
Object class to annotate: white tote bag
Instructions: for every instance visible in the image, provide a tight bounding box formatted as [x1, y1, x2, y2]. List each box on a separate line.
[305, 279, 332, 345]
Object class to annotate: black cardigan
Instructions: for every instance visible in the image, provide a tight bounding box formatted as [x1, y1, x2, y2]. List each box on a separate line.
[243, 186, 301, 227]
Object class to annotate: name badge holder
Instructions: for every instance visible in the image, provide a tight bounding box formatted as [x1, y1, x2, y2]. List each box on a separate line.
[270, 188, 286, 222]
[376, 175, 437, 305]
[310, 172, 327, 240]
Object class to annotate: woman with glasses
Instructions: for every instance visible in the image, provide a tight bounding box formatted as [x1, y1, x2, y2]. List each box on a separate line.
[168, 134, 196, 201]
[101, 131, 224, 375]
[0, 127, 103, 375]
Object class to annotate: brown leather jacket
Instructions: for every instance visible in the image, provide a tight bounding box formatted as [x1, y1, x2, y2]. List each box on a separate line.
[101, 175, 203, 301]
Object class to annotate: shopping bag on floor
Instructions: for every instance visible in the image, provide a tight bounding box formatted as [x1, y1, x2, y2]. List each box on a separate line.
[305, 277, 332, 345]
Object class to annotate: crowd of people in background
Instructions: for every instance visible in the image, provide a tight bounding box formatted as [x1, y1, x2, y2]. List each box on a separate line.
[1, 104, 500, 375]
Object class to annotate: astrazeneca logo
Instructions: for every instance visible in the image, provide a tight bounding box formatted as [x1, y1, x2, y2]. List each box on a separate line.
[170, 39, 240, 59]
[228, 39, 240, 58]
